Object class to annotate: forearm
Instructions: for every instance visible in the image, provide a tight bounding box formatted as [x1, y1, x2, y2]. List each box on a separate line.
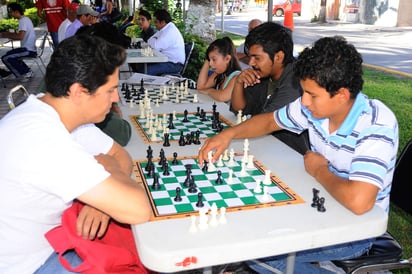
[230, 112, 281, 139]
[110, 143, 133, 176]
[199, 88, 231, 102]
[196, 61, 213, 90]
[231, 81, 247, 111]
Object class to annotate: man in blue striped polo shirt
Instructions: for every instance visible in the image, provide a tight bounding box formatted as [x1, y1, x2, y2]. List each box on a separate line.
[198, 36, 399, 273]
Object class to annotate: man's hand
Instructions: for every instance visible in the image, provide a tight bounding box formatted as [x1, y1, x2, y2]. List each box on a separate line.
[235, 68, 261, 88]
[303, 151, 329, 179]
[198, 130, 232, 166]
[77, 204, 111, 240]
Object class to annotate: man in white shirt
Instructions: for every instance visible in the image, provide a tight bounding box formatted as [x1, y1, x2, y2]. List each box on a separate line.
[0, 34, 151, 274]
[145, 9, 185, 76]
[57, 2, 79, 43]
[65, 4, 98, 39]
[0, 3, 36, 79]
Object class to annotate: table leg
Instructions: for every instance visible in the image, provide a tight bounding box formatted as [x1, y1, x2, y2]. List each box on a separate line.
[202, 266, 212, 274]
[144, 63, 147, 74]
[285, 252, 296, 274]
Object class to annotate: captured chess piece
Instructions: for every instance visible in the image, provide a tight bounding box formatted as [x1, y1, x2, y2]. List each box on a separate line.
[311, 188, 320, 208]
[317, 197, 326, 212]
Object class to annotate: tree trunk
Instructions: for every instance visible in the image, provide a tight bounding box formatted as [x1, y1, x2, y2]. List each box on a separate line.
[185, 0, 216, 44]
[318, 0, 327, 23]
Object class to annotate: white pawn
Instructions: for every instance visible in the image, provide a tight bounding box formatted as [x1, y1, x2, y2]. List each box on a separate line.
[219, 207, 227, 224]
[129, 99, 134, 108]
[209, 203, 219, 227]
[262, 186, 269, 202]
[198, 208, 209, 230]
[189, 215, 198, 233]
[227, 148, 236, 166]
[172, 110, 177, 120]
[207, 151, 216, 172]
[263, 170, 272, 185]
[193, 94, 198, 103]
[247, 155, 254, 169]
[236, 110, 243, 125]
[254, 179, 262, 194]
[222, 149, 229, 161]
[217, 155, 224, 167]
[227, 169, 234, 184]
[150, 127, 157, 141]
[239, 161, 247, 177]
[155, 98, 160, 107]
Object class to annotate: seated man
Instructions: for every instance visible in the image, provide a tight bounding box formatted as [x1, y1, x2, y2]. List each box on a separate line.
[0, 3, 36, 80]
[236, 18, 262, 68]
[136, 9, 185, 76]
[65, 4, 98, 39]
[0, 34, 151, 273]
[231, 22, 308, 154]
[199, 36, 398, 273]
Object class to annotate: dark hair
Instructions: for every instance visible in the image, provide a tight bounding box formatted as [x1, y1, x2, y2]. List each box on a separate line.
[244, 22, 294, 65]
[45, 35, 126, 97]
[294, 36, 363, 99]
[7, 3, 24, 14]
[206, 37, 241, 89]
[76, 21, 131, 49]
[153, 9, 172, 24]
[139, 9, 151, 20]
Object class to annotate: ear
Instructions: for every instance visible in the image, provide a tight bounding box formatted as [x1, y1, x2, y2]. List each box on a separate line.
[225, 54, 232, 63]
[274, 51, 285, 63]
[336, 87, 351, 103]
[68, 83, 87, 104]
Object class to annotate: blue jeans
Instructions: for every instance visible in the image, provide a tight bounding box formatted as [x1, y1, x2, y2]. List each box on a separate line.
[49, 32, 58, 49]
[146, 62, 183, 76]
[34, 251, 83, 274]
[1, 47, 36, 77]
[247, 238, 374, 274]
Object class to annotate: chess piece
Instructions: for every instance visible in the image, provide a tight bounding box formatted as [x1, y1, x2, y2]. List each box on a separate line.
[263, 170, 271, 185]
[215, 170, 223, 184]
[262, 186, 269, 202]
[182, 109, 189, 122]
[162, 162, 170, 176]
[151, 173, 161, 190]
[172, 152, 178, 165]
[253, 179, 262, 194]
[196, 192, 204, 207]
[219, 207, 227, 224]
[317, 197, 326, 212]
[178, 131, 186, 146]
[163, 132, 170, 147]
[174, 187, 183, 202]
[189, 215, 198, 233]
[198, 208, 208, 230]
[311, 188, 320, 208]
[209, 203, 219, 227]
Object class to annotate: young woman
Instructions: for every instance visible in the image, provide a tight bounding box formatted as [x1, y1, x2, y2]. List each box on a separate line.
[197, 37, 241, 102]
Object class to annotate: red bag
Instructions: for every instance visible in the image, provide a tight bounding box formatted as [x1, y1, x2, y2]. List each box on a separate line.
[45, 201, 149, 274]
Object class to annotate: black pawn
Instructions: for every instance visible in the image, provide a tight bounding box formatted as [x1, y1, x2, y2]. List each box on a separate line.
[196, 192, 204, 207]
[201, 160, 208, 172]
[215, 170, 223, 184]
[147, 163, 155, 177]
[174, 187, 182, 202]
[151, 173, 161, 190]
[195, 106, 200, 116]
[172, 152, 178, 165]
[178, 131, 186, 146]
[193, 130, 201, 145]
[162, 162, 170, 176]
[139, 78, 145, 93]
[163, 132, 170, 147]
[168, 113, 175, 129]
[317, 197, 326, 212]
[182, 109, 189, 122]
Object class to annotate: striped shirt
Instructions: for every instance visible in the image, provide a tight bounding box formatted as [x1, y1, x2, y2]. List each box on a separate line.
[274, 93, 398, 213]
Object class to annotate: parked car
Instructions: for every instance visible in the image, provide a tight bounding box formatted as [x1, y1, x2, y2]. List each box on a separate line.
[272, 0, 301, 17]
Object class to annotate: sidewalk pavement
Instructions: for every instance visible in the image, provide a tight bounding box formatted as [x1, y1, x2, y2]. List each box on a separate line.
[217, 7, 412, 76]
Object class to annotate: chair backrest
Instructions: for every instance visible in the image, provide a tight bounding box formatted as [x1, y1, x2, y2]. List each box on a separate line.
[37, 31, 49, 57]
[390, 138, 412, 214]
[180, 42, 195, 76]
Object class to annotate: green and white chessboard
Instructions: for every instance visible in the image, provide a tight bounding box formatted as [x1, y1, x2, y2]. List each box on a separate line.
[133, 153, 304, 221]
[130, 111, 234, 144]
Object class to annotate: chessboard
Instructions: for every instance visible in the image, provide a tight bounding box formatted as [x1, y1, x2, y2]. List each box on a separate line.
[133, 148, 305, 221]
[130, 106, 234, 144]
[120, 82, 197, 106]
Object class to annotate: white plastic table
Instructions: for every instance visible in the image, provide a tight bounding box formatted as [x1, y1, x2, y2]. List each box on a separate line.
[119, 91, 387, 274]
[126, 48, 168, 74]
